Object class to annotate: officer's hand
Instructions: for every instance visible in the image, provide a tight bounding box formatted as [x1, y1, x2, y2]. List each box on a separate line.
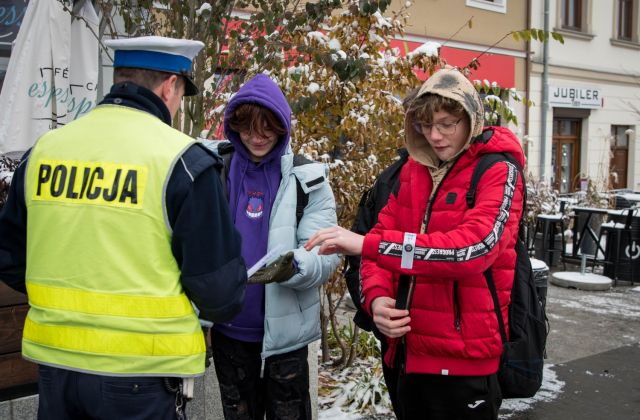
[248, 252, 297, 284]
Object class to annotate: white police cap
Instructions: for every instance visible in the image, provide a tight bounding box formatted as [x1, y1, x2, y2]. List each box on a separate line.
[104, 36, 205, 96]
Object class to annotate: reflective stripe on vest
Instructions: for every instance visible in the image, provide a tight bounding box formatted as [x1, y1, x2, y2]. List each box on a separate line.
[23, 317, 205, 357]
[26, 283, 194, 318]
[23, 105, 204, 376]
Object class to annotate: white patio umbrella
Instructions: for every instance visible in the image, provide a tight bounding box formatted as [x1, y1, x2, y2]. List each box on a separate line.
[0, 0, 99, 155]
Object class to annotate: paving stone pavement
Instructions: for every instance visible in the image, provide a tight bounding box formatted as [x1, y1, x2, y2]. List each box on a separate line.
[500, 273, 640, 419]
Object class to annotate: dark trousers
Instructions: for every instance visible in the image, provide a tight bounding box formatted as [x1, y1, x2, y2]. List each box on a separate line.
[378, 336, 403, 419]
[211, 329, 311, 420]
[37, 364, 181, 420]
[397, 370, 502, 420]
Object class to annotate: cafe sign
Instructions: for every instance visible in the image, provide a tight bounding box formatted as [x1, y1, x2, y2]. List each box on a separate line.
[0, 0, 28, 47]
[549, 85, 603, 109]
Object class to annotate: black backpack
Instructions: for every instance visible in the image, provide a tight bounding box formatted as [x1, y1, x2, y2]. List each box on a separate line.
[344, 149, 409, 336]
[467, 152, 548, 399]
[217, 142, 310, 226]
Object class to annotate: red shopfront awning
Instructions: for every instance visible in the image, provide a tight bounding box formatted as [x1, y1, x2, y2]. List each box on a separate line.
[390, 39, 515, 87]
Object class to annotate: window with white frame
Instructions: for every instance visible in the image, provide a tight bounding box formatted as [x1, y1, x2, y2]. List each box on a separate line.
[556, 0, 594, 38]
[465, 0, 507, 14]
[615, 0, 639, 42]
[561, 0, 585, 31]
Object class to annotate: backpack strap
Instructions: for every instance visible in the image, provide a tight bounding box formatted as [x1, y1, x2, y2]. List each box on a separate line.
[294, 177, 308, 227]
[217, 142, 235, 200]
[389, 149, 408, 197]
[466, 152, 528, 237]
[484, 269, 508, 343]
[466, 152, 523, 208]
[292, 155, 313, 227]
[468, 152, 527, 344]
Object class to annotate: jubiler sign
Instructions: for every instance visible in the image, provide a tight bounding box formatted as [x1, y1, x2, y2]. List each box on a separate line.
[549, 86, 602, 109]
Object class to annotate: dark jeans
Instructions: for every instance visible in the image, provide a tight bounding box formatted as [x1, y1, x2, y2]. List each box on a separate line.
[37, 364, 181, 420]
[397, 370, 502, 420]
[211, 329, 311, 420]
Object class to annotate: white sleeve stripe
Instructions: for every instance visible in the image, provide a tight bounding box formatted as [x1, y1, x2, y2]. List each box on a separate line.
[377, 162, 519, 263]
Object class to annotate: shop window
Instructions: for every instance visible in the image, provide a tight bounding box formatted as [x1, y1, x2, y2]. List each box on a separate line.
[465, 0, 507, 14]
[609, 125, 630, 189]
[551, 118, 581, 193]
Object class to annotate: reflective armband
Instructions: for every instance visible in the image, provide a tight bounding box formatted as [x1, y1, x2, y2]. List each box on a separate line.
[401, 232, 417, 269]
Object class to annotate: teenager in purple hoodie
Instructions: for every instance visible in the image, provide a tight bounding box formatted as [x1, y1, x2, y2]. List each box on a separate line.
[207, 74, 340, 420]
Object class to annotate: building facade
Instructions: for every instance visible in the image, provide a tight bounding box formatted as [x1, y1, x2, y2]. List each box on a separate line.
[389, 0, 530, 139]
[392, 0, 640, 193]
[528, 0, 640, 192]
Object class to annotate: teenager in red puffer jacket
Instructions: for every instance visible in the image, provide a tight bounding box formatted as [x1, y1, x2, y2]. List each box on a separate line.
[305, 68, 525, 419]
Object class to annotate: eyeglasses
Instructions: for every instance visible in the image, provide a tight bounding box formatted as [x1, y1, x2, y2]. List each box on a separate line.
[412, 119, 461, 136]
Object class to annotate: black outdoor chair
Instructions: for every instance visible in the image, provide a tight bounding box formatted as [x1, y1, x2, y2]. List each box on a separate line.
[595, 207, 637, 285]
[532, 200, 567, 268]
[614, 195, 632, 209]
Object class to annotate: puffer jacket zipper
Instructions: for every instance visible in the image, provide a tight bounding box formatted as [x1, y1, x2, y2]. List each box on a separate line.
[422, 153, 466, 233]
[423, 157, 466, 336]
[401, 335, 407, 374]
[401, 153, 466, 373]
[453, 281, 461, 332]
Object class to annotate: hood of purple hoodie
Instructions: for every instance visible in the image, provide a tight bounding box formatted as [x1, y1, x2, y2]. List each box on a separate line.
[224, 73, 291, 164]
[216, 74, 292, 342]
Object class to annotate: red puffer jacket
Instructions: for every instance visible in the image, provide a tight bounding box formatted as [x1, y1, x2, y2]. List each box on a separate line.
[361, 126, 525, 376]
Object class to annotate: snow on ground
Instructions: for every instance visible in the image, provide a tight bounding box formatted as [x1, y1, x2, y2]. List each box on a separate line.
[318, 360, 564, 419]
[547, 312, 578, 324]
[547, 293, 640, 319]
[319, 405, 356, 420]
[318, 356, 393, 420]
[499, 364, 565, 418]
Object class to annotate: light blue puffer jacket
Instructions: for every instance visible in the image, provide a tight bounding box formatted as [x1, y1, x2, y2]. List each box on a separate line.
[204, 140, 340, 362]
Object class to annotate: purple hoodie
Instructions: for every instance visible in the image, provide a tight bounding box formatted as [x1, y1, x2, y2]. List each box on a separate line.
[213, 74, 292, 342]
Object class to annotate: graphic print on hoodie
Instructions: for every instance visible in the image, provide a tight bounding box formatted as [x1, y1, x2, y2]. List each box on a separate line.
[214, 74, 292, 343]
[246, 192, 264, 219]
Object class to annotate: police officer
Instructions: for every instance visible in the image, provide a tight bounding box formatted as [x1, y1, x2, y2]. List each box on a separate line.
[0, 36, 247, 420]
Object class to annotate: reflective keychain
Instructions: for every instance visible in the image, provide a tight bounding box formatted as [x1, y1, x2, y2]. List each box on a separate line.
[401, 232, 417, 269]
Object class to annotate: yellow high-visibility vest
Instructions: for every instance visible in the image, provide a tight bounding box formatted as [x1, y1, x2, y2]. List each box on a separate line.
[23, 105, 205, 377]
